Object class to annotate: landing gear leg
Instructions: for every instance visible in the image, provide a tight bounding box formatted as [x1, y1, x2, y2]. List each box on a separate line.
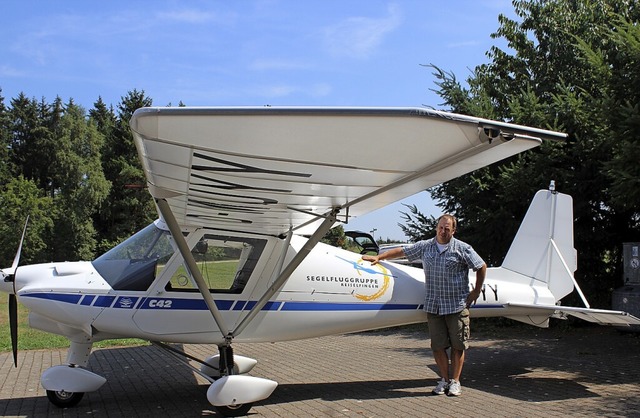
[67, 341, 93, 367]
[219, 343, 235, 376]
[214, 343, 253, 417]
[42, 342, 105, 408]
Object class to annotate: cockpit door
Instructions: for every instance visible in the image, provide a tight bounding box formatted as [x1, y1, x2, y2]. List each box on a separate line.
[132, 233, 269, 338]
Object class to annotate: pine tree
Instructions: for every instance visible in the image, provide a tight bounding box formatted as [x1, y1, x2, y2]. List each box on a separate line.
[0, 89, 12, 185]
[96, 89, 155, 253]
[420, 0, 640, 307]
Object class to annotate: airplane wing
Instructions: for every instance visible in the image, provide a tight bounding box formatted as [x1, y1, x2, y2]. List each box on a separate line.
[507, 303, 640, 327]
[130, 107, 566, 236]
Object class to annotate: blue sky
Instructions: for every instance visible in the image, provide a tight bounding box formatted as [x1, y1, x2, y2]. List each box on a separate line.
[1, 0, 516, 241]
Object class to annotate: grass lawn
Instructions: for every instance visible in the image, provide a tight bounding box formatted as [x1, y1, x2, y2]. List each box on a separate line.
[168, 259, 239, 290]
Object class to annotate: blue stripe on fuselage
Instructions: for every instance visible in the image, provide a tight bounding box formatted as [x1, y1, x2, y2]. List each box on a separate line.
[20, 293, 504, 312]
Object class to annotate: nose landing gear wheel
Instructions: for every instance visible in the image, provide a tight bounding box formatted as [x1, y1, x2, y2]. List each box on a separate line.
[46, 390, 85, 408]
[216, 403, 253, 417]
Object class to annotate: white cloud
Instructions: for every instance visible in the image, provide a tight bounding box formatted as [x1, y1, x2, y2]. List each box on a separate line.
[0, 65, 24, 78]
[322, 3, 402, 59]
[155, 9, 234, 25]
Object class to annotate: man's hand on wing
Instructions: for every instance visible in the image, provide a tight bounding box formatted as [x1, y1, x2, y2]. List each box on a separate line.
[361, 255, 380, 265]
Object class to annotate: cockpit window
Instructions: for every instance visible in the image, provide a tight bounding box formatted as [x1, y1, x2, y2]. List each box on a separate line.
[344, 231, 379, 255]
[93, 223, 267, 294]
[92, 223, 175, 291]
[166, 234, 266, 293]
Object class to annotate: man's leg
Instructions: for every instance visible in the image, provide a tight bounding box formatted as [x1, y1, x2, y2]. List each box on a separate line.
[446, 309, 470, 381]
[428, 313, 452, 394]
[445, 309, 469, 396]
[432, 348, 450, 381]
[450, 348, 464, 381]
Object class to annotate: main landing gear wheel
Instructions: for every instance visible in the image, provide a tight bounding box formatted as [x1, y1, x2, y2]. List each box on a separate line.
[46, 390, 85, 408]
[216, 403, 253, 417]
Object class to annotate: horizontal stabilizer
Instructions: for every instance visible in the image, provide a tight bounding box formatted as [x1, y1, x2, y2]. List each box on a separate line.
[507, 303, 640, 327]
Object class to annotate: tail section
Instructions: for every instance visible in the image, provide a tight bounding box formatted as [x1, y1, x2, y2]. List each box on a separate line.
[499, 184, 640, 327]
[501, 185, 578, 303]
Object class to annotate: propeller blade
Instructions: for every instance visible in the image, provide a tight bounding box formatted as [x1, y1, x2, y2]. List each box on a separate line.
[9, 294, 18, 367]
[10, 216, 29, 272]
[2, 217, 27, 367]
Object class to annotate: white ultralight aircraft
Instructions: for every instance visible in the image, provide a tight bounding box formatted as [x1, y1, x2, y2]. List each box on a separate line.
[1, 107, 639, 416]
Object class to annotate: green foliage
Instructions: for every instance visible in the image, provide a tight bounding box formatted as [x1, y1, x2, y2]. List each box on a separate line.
[0, 89, 156, 263]
[8, 93, 40, 183]
[0, 90, 12, 185]
[322, 224, 348, 248]
[399, 203, 436, 243]
[48, 100, 111, 261]
[96, 89, 155, 248]
[89, 96, 116, 136]
[575, 16, 640, 211]
[0, 177, 54, 265]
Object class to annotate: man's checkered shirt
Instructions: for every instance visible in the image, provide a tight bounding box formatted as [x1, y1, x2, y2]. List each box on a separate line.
[403, 237, 485, 315]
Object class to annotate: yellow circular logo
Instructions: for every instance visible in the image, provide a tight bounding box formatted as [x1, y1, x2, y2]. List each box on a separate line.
[354, 259, 391, 301]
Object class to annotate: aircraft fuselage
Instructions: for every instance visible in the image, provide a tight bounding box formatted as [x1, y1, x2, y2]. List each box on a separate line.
[14, 233, 556, 345]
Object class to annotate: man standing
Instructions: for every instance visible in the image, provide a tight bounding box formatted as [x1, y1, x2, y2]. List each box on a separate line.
[362, 214, 486, 396]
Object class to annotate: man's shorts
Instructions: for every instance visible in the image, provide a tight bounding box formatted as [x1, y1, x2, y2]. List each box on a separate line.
[427, 308, 470, 351]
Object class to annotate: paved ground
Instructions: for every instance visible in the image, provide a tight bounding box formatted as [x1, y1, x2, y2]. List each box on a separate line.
[1, 321, 639, 417]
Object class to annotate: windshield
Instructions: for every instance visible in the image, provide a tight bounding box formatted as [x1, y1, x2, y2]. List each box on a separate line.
[92, 222, 175, 291]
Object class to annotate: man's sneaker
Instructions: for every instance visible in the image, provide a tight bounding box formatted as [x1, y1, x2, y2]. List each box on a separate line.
[447, 379, 461, 396]
[432, 378, 448, 395]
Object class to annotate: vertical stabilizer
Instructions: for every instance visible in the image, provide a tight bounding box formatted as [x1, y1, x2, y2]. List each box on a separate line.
[501, 187, 577, 302]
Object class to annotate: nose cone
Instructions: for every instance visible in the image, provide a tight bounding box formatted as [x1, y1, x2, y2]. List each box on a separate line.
[0, 269, 16, 295]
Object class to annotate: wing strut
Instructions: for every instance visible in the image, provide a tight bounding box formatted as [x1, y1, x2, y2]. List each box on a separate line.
[231, 208, 340, 338]
[156, 198, 230, 336]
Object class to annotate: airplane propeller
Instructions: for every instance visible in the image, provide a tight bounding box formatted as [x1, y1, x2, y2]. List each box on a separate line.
[1, 217, 29, 367]
[8, 293, 17, 367]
